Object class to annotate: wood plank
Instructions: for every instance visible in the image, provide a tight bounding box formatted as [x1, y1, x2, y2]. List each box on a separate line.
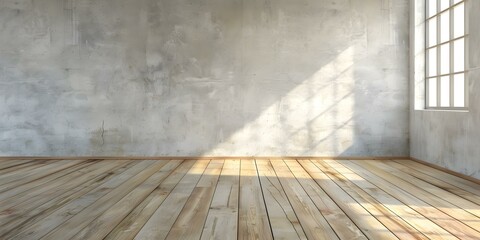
[362, 160, 480, 232]
[0, 160, 84, 191]
[40, 160, 169, 240]
[166, 160, 224, 240]
[389, 161, 480, 206]
[0, 160, 45, 174]
[343, 160, 480, 240]
[0, 160, 113, 211]
[314, 160, 430, 240]
[104, 160, 196, 240]
[0, 160, 136, 239]
[1, 158, 477, 240]
[270, 159, 339, 240]
[0, 160, 93, 202]
[395, 160, 480, 197]
[0, 160, 50, 175]
[284, 160, 367, 240]
[134, 160, 210, 240]
[238, 159, 273, 240]
[71, 160, 183, 240]
[0, 160, 128, 226]
[200, 160, 240, 240]
[298, 160, 398, 240]
[409, 158, 480, 185]
[8, 161, 148, 240]
[256, 159, 307, 240]
[325, 160, 454, 240]
[0, 160, 62, 184]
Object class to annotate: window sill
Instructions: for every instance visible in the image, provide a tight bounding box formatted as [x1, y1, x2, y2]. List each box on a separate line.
[417, 108, 469, 113]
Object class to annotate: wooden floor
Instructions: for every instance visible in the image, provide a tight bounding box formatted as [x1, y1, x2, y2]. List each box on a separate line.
[1, 159, 480, 239]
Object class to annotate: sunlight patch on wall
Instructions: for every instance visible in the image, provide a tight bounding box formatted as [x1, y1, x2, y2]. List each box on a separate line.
[203, 46, 355, 156]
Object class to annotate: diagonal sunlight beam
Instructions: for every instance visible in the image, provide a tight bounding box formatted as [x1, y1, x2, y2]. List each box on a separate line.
[203, 46, 355, 156]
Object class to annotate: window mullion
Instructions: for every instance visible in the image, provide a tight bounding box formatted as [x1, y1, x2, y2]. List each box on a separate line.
[436, 0, 441, 107]
[425, 0, 430, 107]
[450, 0, 454, 107]
[464, 0, 468, 107]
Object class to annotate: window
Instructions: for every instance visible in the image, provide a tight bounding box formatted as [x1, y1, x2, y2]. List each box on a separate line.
[426, 0, 466, 109]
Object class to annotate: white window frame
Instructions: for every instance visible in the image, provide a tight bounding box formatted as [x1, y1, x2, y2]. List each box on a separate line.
[425, 0, 468, 110]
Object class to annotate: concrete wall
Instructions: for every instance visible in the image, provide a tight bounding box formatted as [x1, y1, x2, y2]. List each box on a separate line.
[0, 0, 409, 156]
[411, 0, 480, 179]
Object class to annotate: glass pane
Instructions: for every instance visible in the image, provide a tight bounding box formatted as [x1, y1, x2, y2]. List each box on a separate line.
[440, 0, 450, 12]
[440, 76, 450, 107]
[428, 78, 438, 107]
[428, 48, 437, 77]
[440, 44, 450, 75]
[453, 3, 465, 38]
[453, 0, 463, 4]
[440, 11, 450, 43]
[453, 38, 465, 72]
[428, 0, 437, 18]
[428, 17, 437, 47]
[453, 73, 465, 107]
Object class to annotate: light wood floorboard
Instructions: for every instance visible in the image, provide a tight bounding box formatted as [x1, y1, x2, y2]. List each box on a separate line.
[0, 158, 479, 239]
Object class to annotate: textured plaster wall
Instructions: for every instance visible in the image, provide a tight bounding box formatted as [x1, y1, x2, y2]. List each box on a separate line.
[0, 0, 409, 156]
[411, 0, 480, 179]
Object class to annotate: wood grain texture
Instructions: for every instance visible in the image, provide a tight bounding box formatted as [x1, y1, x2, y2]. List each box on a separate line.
[166, 160, 224, 240]
[343, 160, 480, 240]
[0, 160, 130, 236]
[7, 161, 141, 240]
[134, 160, 210, 240]
[104, 160, 195, 240]
[315, 160, 428, 240]
[271, 160, 339, 240]
[40, 160, 166, 240]
[324, 160, 449, 240]
[256, 159, 307, 240]
[284, 160, 366, 240]
[299, 160, 398, 240]
[0, 158, 479, 240]
[201, 160, 240, 240]
[238, 159, 273, 240]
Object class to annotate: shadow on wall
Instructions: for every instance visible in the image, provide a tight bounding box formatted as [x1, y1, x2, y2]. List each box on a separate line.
[0, 0, 409, 156]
